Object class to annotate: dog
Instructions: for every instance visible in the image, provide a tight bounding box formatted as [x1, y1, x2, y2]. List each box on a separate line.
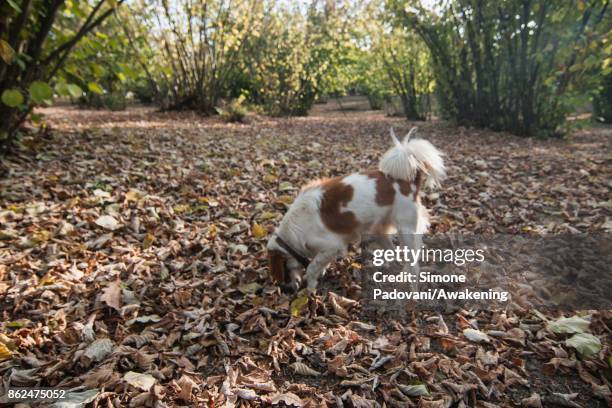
[267, 128, 445, 291]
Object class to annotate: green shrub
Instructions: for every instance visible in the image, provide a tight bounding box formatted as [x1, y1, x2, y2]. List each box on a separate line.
[79, 92, 127, 111]
[216, 95, 248, 123]
[593, 73, 612, 124]
[393, 0, 609, 136]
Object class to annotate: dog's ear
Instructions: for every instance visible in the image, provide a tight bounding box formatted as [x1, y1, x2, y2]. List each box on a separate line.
[390, 127, 401, 147]
[268, 250, 287, 283]
[403, 127, 418, 144]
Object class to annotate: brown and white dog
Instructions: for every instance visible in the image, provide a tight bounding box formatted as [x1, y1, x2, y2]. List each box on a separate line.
[267, 128, 445, 291]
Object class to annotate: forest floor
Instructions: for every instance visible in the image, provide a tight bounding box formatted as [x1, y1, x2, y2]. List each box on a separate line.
[0, 103, 610, 407]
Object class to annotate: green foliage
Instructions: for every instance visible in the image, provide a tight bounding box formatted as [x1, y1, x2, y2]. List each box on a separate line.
[354, 3, 433, 119]
[217, 95, 248, 123]
[593, 72, 612, 123]
[216, 95, 248, 123]
[56, 9, 149, 110]
[248, 10, 314, 116]
[81, 92, 127, 111]
[1, 89, 23, 108]
[29, 82, 54, 104]
[0, 0, 122, 146]
[390, 0, 610, 136]
[87, 82, 104, 95]
[130, 0, 266, 114]
[248, 2, 358, 116]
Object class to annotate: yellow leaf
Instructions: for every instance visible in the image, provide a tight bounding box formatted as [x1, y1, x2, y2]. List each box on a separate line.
[7, 204, 22, 213]
[290, 295, 309, 317]
[143, 233, 155, 249]
[173, 204, 189, 214]
[125, 189, 144, 202]
[198, 197, 219, 207]
[252, 223, 267, 238]
[238, 282, 262, 294]
[0, 334, 16, 350]
[0, 40, 15, 64]
[5, 321, 23, 328]
[40, 275, 55, 286]
[263, 173, 277, 183]
[0, 343, 11, 362]
[208, 224, 218, 237]
[276, 195, 293, 205]
[68, 198, 80, 208]
[33, 230, 51, 243]
[260, 211, 277, 220]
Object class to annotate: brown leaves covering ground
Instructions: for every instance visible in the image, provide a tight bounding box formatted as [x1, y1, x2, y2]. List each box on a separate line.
[0, 104, 610, 407]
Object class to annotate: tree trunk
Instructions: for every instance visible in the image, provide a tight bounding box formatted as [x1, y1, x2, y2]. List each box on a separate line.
[399, 93, 423, 121]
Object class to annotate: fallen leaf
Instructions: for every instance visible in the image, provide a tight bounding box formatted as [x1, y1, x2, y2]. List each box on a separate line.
[95, 215, 120, 231]
[463, 328, 490, 343]
[278, 181, 293, 191]
[290, 362, 320, 376]
[521, 392, 543, 408]
[397, 383, 430, 397]
[125, 189, 144, 202]
[565, 333, 601, 357]
[49, 389, 99, 408]
[252, 223, 267, 238]
[238, 282, 262, 294]
[100, 280, 122, 311]
[0, 343, 12, 362]
[270, 392, 304, 406]
[290, 295, 309, 317]
[124, 371, 156, 391]
[143, 232, 155, 249]
[83, 338, 113, 363]
[547, 315, 591, 334]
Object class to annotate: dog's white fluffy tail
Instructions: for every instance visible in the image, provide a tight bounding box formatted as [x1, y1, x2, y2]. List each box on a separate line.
[379, 127, 445, 189]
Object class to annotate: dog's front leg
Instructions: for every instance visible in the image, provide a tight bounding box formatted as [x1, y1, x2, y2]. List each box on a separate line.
[305, 249, 343, 290]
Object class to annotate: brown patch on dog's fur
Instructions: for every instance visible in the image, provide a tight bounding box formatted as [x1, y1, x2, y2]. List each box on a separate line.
[268, 250, 287, 283]
[301, 178, 331, 191]
[397, 179, 412, 196]
[319, 178, 358, 234]
[413, 171, 424, 202]
[363, 170, 395, 206]
[364, 169, 415, 200]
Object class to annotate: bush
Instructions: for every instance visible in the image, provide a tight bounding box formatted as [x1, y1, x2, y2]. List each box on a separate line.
[216, 96, 248, 123]
[0, 1, 122, 147]
[79, 92, 127, 111]
[366, 94, 385, 110]
[593, 73, 612, 124]
[139, 0, 265, 114]
[393, 0, 609, 136]
[247, 4, 354, 117]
